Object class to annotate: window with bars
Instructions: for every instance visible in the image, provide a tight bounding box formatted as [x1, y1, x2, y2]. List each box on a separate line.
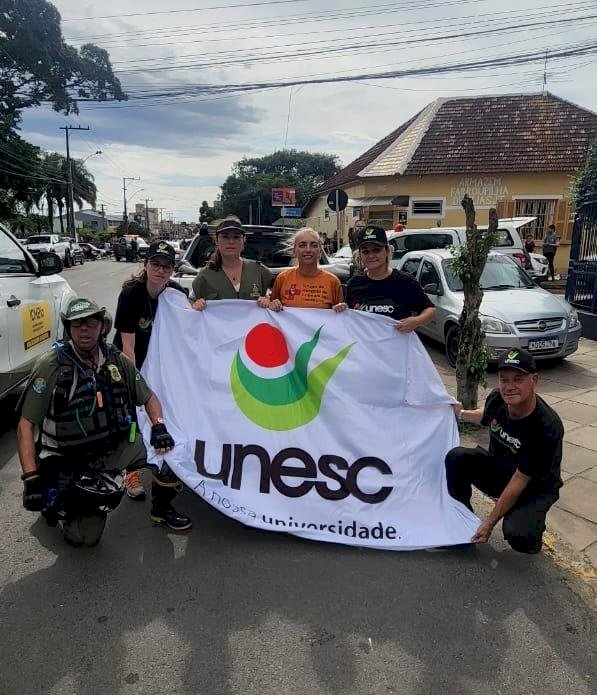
[514, 199, 557, 239]
[410, 199, 444, 217]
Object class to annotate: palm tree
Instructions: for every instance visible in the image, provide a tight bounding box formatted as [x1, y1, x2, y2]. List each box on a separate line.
[70, 158, 97, 212]
[39, 153, 66, 232]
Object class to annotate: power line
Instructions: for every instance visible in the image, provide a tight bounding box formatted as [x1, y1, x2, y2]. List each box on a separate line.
[64, 0, 311, 22]
[111, 14, 597, 75]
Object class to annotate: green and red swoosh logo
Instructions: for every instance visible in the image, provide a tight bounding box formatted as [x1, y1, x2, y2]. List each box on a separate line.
[230, 323, 354, 431]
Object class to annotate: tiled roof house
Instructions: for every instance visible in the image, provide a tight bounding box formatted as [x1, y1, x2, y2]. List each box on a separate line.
[305, 92, 596, 269]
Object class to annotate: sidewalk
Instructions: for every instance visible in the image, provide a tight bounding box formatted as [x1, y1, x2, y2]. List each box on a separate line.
[429, 338, 597, 569]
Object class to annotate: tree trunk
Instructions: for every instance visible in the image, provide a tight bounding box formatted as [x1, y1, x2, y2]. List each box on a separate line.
[46, 192, 54, 232]
[57, 200, 65, 235]
[455, 196, 498, 409]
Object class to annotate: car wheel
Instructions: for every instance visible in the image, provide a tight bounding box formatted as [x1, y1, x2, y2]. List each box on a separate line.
[445, 325, 460, 368]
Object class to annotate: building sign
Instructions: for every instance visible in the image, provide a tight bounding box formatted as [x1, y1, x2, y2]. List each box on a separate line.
[272, 188, 296, 207]
[450, 177, 508, 207]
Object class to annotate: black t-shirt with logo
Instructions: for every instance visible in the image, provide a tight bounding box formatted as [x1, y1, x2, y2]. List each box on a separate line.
[114, 280, 188, 368]
[481, 389, 563, 493]
[345, 269, 433, 321]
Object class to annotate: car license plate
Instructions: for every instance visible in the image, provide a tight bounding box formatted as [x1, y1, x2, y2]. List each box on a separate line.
[528, 336, 559, 351]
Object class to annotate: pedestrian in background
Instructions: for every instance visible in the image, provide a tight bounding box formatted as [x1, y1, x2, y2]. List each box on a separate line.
[542, 224, 560, 281]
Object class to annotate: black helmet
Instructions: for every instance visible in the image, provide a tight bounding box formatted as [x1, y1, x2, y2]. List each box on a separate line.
[73, 470, 125, 512]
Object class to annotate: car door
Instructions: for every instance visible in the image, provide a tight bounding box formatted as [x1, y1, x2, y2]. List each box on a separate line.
[0, 228, 58, 391]
[417, 259, 443, 339]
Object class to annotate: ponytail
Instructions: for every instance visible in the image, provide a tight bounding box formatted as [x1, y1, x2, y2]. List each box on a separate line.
[122, 268, 147, 288]
[207, 248, 223, 270]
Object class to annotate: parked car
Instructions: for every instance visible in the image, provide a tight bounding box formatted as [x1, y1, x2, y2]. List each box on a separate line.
[386, 217, 550, 281]
[79, 242, 104, 260]
[330, 244, 353, 264]
[164, 239, 183, 264]
[0, 224, 76, 398]
[175, 226, 350, 293]
[137, 238, 149, 259]
[61, 238, 85, 265]
[396, 249, 581, 367]
[25, 234, 75, 267]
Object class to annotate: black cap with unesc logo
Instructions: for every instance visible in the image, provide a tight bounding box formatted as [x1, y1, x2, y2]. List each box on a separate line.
[498, 348, 537, 374]
[147, 241, 175, 263]
[216, 218, 245, 235]
[358, 225, 387, 248]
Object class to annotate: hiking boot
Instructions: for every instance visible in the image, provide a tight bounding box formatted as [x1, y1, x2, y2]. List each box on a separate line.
[124, 470, 146, 501]
[150, 505, 192, 532]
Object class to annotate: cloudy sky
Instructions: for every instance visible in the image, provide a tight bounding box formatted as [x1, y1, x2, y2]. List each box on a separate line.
[19, 0, 597, 223]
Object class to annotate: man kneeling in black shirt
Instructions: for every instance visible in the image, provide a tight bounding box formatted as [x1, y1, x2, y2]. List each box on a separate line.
[446, 348, 563, 554]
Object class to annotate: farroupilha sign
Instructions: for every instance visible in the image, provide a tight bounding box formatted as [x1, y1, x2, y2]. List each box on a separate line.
[140, 292, 479, 550]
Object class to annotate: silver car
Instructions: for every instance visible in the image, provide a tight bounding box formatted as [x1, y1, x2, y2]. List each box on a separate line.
[397, 249, 581, 367]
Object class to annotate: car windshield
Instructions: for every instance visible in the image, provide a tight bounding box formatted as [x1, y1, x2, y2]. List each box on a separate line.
[443, 256, 534, 291]
[27, 235, 51, 244]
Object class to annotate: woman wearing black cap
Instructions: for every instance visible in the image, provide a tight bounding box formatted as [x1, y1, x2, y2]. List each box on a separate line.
[191, 218, 272, 309]
[345, 225, 435, 332]
[113, 241, 192, 531]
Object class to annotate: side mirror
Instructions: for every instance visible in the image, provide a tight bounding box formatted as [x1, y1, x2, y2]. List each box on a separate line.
[423, 282, 443, 296]
[37, 251, 63, 276]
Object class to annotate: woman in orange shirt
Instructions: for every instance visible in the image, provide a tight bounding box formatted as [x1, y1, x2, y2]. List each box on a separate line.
[269, 228, 347, 311]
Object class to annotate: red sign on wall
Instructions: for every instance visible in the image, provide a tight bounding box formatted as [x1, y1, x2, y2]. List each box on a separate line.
[271, 187, 296, 207]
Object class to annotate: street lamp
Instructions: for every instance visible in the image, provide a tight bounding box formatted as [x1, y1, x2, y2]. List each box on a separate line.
[81, 150, 102, 164]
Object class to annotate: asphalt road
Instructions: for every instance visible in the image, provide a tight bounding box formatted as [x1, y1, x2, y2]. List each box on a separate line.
[0, 260, 595, 695]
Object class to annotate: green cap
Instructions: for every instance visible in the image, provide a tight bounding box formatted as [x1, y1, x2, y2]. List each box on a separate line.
[60, 297, 106, 323]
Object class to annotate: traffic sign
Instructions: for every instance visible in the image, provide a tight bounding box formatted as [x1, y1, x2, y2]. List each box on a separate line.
[281, 207, 302, 218]
[272, 187, 296, 207]
[327, 189, 348, 212]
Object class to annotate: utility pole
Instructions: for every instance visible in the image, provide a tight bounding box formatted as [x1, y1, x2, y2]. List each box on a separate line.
[100, 204, 106, 232]
[159, 208, 165, 236]
[122, 176, 140, 233]
[59, 125, 90, 242]
[145, 198, 152, 236]
[542, 49, 549, 93]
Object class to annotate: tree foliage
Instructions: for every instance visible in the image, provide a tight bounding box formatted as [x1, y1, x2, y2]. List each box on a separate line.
[452, 195, 498, 409]
[571, 135, 597, 205]
[0, 0, 126, 131]
[220, 149, 340, 224]
[199, 200, 215, 223]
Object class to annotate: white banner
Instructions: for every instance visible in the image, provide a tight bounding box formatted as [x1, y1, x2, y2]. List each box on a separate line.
[139, 290, 479, 550]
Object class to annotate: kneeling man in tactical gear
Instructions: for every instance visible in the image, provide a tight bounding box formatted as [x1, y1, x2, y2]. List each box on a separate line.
[17, 297, 191, 546]
[446, 348, 563, 554]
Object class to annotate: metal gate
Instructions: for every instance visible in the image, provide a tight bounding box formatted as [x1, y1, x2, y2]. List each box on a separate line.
[565, 195, 597, 313]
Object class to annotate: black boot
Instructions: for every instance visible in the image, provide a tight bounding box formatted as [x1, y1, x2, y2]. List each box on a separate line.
[150, 465, 192, 532]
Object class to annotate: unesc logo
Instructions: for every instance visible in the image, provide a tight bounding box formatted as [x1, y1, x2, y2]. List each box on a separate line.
[230, 323, 353, 430]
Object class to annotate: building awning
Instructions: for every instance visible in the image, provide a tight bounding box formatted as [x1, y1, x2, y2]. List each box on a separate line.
[347, 196, 396, 207]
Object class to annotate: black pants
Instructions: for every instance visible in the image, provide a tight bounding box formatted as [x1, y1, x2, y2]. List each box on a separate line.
[445, 447, 559, 554]
[543, 251, 556, 280]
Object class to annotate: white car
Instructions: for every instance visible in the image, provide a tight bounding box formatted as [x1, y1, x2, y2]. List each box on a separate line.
[397, 249, 581, 367]
[330, 244, 353, 264]
[25, 233, 75, 267]
[0, 225, 76, 398]
[386, 217, 550, 280]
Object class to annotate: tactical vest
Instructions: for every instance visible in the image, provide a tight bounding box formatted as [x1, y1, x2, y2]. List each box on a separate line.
[40, 343, 134, 456]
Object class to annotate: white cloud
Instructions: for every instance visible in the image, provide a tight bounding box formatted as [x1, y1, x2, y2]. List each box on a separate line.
[17, 0, 597, 222]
